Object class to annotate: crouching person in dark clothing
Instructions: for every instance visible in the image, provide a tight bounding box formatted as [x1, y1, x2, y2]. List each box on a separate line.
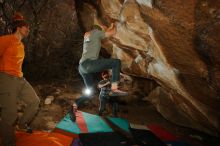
[0, 12, 40, 146]
[98, 71, 119, 117]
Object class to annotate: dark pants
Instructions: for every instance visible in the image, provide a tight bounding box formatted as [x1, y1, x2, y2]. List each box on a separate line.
[78, 58, 121, 88]
[99, 94, 119, 117]
[0, 73, 40, 146]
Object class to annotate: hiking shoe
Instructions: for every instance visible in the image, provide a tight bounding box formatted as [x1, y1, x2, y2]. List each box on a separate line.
[69, 103, 77, 122]
[26, 126, 33, 134]
[109, 89, 128, 97]
[17, 124, 33, 134]
[72, 103, 78, 112]
[69, 110, 76, 122]
[98, 110, 108, 116]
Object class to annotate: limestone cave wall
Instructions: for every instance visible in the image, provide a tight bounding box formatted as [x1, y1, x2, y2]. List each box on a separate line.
[75, 0, 220, 136]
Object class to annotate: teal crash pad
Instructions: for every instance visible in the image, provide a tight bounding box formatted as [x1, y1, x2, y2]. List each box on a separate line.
[55, 111, 130, 134]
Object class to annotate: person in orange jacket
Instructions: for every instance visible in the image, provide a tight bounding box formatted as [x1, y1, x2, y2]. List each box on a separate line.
[0, 12, 40, 146]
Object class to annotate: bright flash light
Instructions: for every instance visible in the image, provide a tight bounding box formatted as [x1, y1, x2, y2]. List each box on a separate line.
[85, 89, 91, 95]
[83, 88, 92, 96]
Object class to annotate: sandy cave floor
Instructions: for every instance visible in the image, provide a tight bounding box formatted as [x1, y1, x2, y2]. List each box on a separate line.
[21, 81, 220, 146]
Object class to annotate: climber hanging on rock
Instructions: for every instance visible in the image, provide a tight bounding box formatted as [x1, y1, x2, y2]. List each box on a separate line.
[69, 20, 128, 122]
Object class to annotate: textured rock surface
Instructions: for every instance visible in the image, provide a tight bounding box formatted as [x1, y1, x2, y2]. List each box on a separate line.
[0, 0, 219, 136]
[75, 0, 220, 136]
